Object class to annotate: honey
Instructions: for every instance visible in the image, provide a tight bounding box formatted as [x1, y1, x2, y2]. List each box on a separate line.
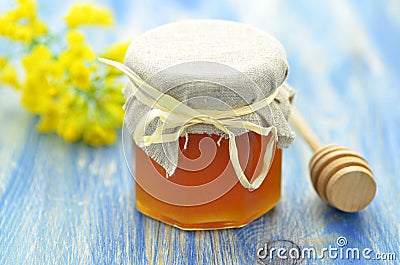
[135, 131, 281, 230]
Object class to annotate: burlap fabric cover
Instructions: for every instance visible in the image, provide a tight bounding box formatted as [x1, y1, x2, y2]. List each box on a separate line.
[123, 20, 295, 176]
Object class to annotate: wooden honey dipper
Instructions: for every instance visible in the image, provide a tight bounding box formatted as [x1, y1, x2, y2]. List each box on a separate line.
[290, 107, 376, 212]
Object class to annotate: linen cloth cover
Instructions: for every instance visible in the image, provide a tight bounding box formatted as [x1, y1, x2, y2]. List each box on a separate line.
[122, 20, 295, 176]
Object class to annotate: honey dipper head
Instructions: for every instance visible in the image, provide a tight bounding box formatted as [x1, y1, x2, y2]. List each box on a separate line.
[309, 145, 376, 212]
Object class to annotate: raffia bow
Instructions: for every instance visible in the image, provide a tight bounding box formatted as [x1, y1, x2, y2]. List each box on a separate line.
[99, 57, 279, 190]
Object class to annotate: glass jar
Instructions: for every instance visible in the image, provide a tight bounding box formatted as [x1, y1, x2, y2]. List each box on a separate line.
[134, 131, 281, 230]
[106, 19, 295, 230]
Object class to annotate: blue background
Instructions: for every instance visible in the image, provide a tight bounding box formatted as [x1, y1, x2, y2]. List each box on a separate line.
[0, 0, 399, 264]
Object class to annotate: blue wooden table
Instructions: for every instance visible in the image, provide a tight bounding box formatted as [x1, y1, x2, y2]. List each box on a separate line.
[0, 0, 399, 264]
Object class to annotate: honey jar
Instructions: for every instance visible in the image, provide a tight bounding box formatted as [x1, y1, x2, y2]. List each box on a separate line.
[101, 20, 295, 229]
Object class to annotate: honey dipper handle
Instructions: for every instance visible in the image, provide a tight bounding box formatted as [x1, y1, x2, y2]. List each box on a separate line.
[290, 107, 323, 151]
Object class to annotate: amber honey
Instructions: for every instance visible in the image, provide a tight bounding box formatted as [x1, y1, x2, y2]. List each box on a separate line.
[135, 131, 281, 230]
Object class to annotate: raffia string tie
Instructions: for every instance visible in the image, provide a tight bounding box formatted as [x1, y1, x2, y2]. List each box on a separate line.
[99, 57, 279, 190]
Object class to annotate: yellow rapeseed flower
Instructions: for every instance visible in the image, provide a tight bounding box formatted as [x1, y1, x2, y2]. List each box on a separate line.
[70, 61, 91, 90]
[22, 44, 52, 67]
[83, 122, 116, 146]
[60, 30, 95, 67]
[20, 45, 64, 114]
[66, 30, 85, 46]
[36, 113, 59, 132]
[57, 109, 87, 142]
[17, 0, 36, 15]
[20, 88, 53, 114]
[0, 0, 47, 43]
[60, 122, 83, 142]
[0, 57, 7, 68]
[0, 63, 20, 89]
[2, 0, 125, 146]
[64, 3, 113, 28]
[96, 102, 124, 128]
